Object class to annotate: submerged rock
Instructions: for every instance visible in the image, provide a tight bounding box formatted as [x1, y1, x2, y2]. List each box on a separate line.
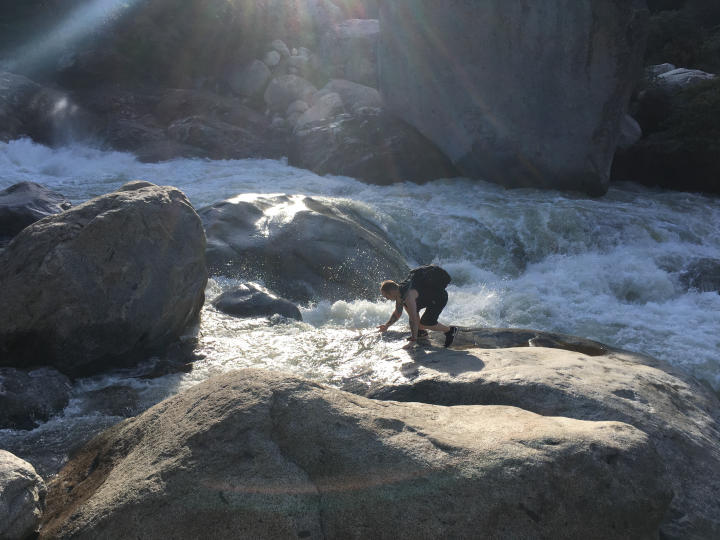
[378, 1, 649, 195]
[0, 182, 71, 244]
[362, 331, 720, 540]
[0, 368, 72, 430]
[0, 181, 207, 377]
[213, 283, 302, 320]
[0, 450, 46, 540]
[679, 257, 720, 293]
[40, 369, 670, 539]
[200, 193, 409, 302]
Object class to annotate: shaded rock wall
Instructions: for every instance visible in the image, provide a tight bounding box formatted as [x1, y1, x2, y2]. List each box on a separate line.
[378, 0, 649, 195]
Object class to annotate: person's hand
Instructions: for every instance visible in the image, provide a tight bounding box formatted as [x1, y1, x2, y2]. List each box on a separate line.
[377, 324, 389, 333]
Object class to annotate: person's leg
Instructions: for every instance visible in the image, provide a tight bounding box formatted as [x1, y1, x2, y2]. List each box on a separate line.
[419, 290, 458, 347]
[419, 290, 450, 332]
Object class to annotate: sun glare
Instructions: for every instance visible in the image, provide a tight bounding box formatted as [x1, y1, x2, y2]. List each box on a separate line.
[4, 0, 140, 73]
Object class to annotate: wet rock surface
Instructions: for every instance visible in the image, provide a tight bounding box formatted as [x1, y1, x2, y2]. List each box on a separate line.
[200, 193, 409, 302]
[213, 283, 302, 321]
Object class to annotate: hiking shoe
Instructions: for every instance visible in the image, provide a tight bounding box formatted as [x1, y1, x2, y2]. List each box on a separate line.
[417, 330, 429, 338]
[444, 326, 458, 347]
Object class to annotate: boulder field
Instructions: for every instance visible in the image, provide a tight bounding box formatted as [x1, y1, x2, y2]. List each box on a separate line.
[359, 328, 720, 540]
[39, 369, 670, 539]
[377, 0, 649, 195]
[0, 181, 207, 377]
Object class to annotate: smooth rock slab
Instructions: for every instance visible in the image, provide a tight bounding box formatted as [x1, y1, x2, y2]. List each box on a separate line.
[0, 181, 207, 377]
[362, 330, 720, 540]
[0, 450, 46, 540]
[40, 369, 670, 539]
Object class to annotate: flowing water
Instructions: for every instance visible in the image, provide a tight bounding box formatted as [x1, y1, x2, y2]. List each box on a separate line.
[2, 138, 720, 476]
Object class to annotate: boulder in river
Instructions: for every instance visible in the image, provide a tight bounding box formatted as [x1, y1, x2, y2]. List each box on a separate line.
[0, 450, 46, 540]
[200, 193, 409, 302]
[0, 181, 207, 377]
[39, 369, 670, 539]
[289, 108, 459, 184]
[377, 1, 649, 195]
[0, 182, 71, 244]
[0, 367, 72, 430]
[361, 328, 720, 540]
[213, 283, 302, 320]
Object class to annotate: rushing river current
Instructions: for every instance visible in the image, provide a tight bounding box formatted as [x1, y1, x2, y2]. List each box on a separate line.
[2, 138, 720, 476]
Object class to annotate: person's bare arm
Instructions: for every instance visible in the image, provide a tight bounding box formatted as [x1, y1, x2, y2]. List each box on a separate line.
[378, 305, 403, 332]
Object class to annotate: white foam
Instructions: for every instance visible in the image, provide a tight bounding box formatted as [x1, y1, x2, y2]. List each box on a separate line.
[2, 140, 719, 391]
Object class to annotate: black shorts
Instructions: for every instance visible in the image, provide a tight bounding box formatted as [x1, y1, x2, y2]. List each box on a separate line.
[416, 289, 448, 326]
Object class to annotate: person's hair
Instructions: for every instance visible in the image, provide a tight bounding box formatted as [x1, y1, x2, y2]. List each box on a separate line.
[380, 280, 399, 295]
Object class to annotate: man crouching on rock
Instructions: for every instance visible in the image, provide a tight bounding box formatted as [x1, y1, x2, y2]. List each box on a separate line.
[378, 265, 458, 350]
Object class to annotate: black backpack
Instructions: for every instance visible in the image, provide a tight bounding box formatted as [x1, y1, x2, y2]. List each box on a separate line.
[407, 265, 452, 291]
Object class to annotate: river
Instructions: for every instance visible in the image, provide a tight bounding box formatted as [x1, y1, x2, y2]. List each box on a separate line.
[1, 137, 719, 476]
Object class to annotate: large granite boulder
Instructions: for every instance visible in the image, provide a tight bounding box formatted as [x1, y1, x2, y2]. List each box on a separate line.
[0, 367, 72, 430]
[213, 283, 302, 320]
[200, 193, 409, 302]
[289, 108, 459, 184]
[0, 181, 207, 377]
[0, 450, 46, 540]
[39, 369, 670, 539]
[362, 329, 720, 540]
[0, 182, 71, 244]
[378, 1, 649, 195]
